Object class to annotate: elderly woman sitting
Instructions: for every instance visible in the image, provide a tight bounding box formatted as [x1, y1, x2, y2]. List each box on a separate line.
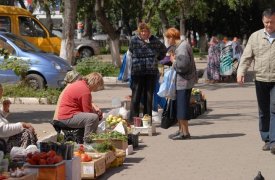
[0, 84, 37, 153]
[54, 72, 104, 143]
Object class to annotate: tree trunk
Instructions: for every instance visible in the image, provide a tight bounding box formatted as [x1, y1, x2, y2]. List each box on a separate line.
[159, 9, 169, 46]
[18, 0, 27, 9]
[180, 8, 186, 40]
[43, 3, 53, 32]
[38, 0, 53, 31]
[60, 0, 78, 64]
[95, 0, 121, 67]
[83, 14, 93, 39]
[198, 33, 208, 53]
[109, 39, 121, 67]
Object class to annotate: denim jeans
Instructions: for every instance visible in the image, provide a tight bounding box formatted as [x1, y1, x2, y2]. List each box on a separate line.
[255, 80, 275, 144]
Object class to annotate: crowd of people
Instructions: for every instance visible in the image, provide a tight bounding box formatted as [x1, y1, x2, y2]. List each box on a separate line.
[206, 35, 243, 84]
[0, 8, 274, 156]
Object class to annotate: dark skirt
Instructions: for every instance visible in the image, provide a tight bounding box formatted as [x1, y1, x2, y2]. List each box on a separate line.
[176, 89, 192, 120]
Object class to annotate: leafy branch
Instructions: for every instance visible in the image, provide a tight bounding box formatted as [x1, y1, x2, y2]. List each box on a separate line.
[0, 48, 30, 78]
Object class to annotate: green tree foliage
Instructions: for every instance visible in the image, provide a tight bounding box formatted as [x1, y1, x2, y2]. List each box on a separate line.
[0, 48, 30, 78]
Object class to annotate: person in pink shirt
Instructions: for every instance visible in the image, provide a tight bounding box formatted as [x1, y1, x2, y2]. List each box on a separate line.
[55, 72, 104, 142]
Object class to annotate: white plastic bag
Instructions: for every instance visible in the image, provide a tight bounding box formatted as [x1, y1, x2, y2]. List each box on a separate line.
[97, 120, 106, 134]
[157, 67, 176, 100]
[10, 147, 27, 159]
[118, 107, 129, 120]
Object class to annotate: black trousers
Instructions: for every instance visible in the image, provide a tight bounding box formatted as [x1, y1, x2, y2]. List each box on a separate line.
[129, 74, 157, 122]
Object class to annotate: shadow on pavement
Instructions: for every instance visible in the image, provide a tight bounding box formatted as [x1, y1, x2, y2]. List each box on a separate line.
[97, 157, 144, 180]
[196, 82, 255, 90]
[8, 108, 111, 124]
[8, 111, 54, 123]
[199, 113, 243, 120]
[191, 133, 245, 140]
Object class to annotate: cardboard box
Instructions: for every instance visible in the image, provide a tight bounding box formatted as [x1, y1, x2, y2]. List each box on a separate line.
[87, 151, 116, 169]
[87, 151, 116, 165]
[65, 157, 81, 180]
[25, 161, 65, 180]
[81, 157, 106, 179]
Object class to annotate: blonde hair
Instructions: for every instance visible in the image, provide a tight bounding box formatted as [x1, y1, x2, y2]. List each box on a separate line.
[83, 72, 104, 91]
[165, 28, 181, 40]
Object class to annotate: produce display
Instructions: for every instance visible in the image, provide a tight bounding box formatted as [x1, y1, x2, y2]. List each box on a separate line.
[89, 131, 128, 142]
[94, 141, 115, 153]
[26, 150, 63, 165]
[191, 88, 205, 103]
[191, 88, 201, 95]
[106, 115, 128, 129]
[73, 144, 92, 162]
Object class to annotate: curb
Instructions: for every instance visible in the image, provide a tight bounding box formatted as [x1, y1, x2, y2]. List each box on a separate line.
[7, 97, 48, 104]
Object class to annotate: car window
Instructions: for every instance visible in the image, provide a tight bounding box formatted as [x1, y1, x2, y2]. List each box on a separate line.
[19, 16, 46, 37]
[0, 37, 15, 55]
[5, 33, 42, 53]
[0, 16, 11, 32]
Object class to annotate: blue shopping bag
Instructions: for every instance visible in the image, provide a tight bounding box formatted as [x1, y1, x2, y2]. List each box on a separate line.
[157, 67, 176, 100]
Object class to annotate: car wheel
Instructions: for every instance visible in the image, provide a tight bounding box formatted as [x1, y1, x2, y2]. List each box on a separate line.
[79, 48, 94, 58]
[26, 74, 45, 90]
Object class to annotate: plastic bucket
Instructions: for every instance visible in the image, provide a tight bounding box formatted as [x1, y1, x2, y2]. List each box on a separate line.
[133, 117, 142, 127]
[142, 120, 150, 128]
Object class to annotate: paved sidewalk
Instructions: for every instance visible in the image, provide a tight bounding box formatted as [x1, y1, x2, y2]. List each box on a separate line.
[7, 60, 274, 180]
[8, 82, 275, 179]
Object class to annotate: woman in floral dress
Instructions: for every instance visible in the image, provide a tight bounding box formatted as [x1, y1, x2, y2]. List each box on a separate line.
[207, 36, 221, 83]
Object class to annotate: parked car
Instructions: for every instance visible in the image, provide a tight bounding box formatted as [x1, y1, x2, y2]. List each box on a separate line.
[92, 33, 130, 41]
[0, 5, 61, 55]
[0, 32, 72, 89]
[52, 29, 100, 60]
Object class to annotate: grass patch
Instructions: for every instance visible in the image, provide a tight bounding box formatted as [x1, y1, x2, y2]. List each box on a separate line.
[76, 57, 120, 77]
[2, 84, 61, 104]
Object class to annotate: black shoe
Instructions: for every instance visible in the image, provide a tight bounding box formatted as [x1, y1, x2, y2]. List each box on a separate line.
[262, 142, 270, 151]
[270, 144, 275, 154]
[168, 131, 180, 139]
[172, 133, 191, 140]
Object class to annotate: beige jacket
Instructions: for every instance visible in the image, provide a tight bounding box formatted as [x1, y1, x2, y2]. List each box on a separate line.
[237, 29, 275, 82]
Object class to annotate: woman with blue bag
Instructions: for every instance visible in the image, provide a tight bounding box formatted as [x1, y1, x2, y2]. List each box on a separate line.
[164, 28, 197, 140]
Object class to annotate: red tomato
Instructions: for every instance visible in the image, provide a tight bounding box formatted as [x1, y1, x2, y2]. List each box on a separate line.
[31, 153, 40, 163]
[53, 155, 63, 164]
[47, 150, 56, 158]
[80, 153, 88, 162]
[27, 152, 33, 159]
[39, 152, 47, 159]
[46, 157, 54, 165]
[39, 159, 47, 165]
[27, 158, 37, 165]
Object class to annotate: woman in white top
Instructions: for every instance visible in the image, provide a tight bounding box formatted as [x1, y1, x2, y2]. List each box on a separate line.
[0, 84, 37, 153]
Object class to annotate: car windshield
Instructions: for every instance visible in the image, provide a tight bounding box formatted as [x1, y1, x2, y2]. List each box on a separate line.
[4, 33, 42, 52]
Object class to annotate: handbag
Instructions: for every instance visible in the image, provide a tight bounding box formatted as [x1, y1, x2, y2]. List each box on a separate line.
[161, 98, 177, 129]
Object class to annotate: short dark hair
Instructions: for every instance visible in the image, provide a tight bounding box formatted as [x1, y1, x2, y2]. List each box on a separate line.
[262, 8, 275, 17]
